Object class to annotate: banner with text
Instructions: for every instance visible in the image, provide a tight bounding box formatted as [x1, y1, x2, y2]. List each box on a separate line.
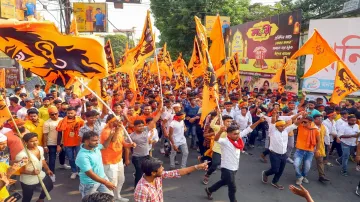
[229, 11, 301, 79]
[73, 3, 108, 32]
[302, 18, 360, 95]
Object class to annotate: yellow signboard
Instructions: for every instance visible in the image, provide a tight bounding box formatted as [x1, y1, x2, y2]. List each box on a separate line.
[73, 3, 107, 32]
[0, 0, 16, 19]
[205, 16, 230, 36]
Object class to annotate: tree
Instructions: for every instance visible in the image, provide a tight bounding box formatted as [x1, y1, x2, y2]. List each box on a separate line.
[104, 34, 135, 64]
[150, 0, 251, 61]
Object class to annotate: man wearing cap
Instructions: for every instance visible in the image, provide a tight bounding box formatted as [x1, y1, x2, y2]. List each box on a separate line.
[38, 97, 51, 121]
[205, 118, 264, 202]
[262, 113, 301, 189]
[43, 106, 70, 181]
[24, 108, 45, 147]
[17, 98, 35, 120]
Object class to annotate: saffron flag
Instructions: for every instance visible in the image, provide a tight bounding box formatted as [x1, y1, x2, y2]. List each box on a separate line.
[69, 16, 79, 36]
[330, 60, 360, 104]
[163, 50, 174, 79]
[0, 69, 5, 88]
[200, 51, 219, 126]
[0, 20, 107, 87]
[141, 62, 151, 85]
[188, 37, 204, 80]
[291, 29, 340, 78]
[118, 10, 155, 74]
[194, 16, 208, 53]
[271, 57, 288, 94]
[209, 15, 225, 71]
[225, 53, 240, 92]
[173, 53, 186, 74]
[104, 39, 116, 73]
[0, 95, 11, 125]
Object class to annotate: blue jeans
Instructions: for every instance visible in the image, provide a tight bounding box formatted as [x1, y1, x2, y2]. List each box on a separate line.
[64, 146, 80, 173]
[293, 149, 314, 179]
[48, 145, 66, 173]
[79, 177, 113, 198]
[339, 143, 356, 173]
[185, 124, 197, 147]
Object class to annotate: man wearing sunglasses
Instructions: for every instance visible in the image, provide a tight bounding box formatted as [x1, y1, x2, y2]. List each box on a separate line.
[43, 106, 70, 182]
[294, 116, 321, 185]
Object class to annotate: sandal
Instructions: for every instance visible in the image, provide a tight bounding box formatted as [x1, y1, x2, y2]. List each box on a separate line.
[262, 171, 268, 184]
[271, 183, 284, 190]
[205, 187, 213, 200]
[203, 175, 209, 185]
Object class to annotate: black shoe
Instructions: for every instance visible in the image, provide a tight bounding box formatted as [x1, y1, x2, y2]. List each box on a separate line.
[318, 177, 330, 183]
[262, 170, 268, 183]
[205, 187, 213, 200]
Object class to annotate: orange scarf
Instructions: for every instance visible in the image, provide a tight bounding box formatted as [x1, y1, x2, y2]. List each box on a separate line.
[56, 116, 83, 134]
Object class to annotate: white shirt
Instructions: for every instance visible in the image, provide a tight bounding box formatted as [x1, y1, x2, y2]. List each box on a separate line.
[16, 107, 36, 120]
[269, 124, 298, 154]
[234, 113, 252, 131]
[217, 127, 253, 171]
[43, 118, 63, 145]
[161, 111, 174, 133]
[335, 118, 347, 134]
[338, 124, 359, 146]
[222, 109, 236, 119]
[15, 146, 46, 185]
[0, 127, 11, 135]
[314, 124, 330, 146]
[322, 119, 337, 145]
[170, 120, 186, 146]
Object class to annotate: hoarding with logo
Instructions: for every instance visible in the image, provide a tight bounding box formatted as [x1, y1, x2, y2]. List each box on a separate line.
[229, 11, 302, 81]
[0, 0, 16, 19]
[73, 3, 108, 32]
[205, 16, 230, 36]
[302, 18, 360, 95]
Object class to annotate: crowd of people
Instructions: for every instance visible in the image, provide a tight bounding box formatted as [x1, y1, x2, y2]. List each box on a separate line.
[0, 78, 359, 202]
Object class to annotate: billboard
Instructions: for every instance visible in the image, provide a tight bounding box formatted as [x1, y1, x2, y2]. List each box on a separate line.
[229, 11, 302, 80]
[205, 16, 230, 36]
[5, 68, 19, 88]
[73, 3, 108, 32]
[302, 18, 360, 95]
[0, 0, 16, 19]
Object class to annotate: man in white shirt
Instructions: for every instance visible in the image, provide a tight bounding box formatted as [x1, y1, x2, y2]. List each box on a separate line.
[332, 110, 348, 157]
[234, 107, 252, 131]
[262, 112, 302, 189]
[169, 111, 188, 169]
[336, 115, 359, 176]
[160, 103, 181, 154]
[17, 98, 36, 120]
[205, 117, 264, 202]
[222, 101, 235, 119]
[322, 111, 337, 166]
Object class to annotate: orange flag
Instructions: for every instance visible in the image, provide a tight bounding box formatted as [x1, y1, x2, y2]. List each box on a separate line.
[0, 20, 107, 87]
[104, 39, 116, 73]
[0, 69, 5, 88]
[194, 16, 208, 53]
[291, 29, 340, 78]
[0, 95, 11, 124]
[188, 37, 204, 80]
[209, 15, 225, 70]
[330, 60, 360, 104]
[271, 57, 288, 94]
[117, 10, 155, 74]
[173, 53, 186, 74]
[200, 51, 219, 126]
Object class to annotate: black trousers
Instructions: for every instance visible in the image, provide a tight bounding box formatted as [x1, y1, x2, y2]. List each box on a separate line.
[208, 168, 237, 202]
[21, 175, 53, 202]
[263, 148, 270, 156]
[330, 138, 343, 157]
[265, 151, 287, 184]
[132, 155, 149, 187]
[206, 152, 221, 176]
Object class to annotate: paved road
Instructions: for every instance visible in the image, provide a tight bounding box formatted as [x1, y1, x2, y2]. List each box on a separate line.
[13, 142, 360, 202]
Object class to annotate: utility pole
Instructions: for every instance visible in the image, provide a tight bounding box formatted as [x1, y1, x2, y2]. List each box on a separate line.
[63, 0, 71, 34]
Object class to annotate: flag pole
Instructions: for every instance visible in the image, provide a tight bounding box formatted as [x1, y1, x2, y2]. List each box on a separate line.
[153, 35, 164, 106]
[75, 77, 133, 143]
[3, 103, 51, 200]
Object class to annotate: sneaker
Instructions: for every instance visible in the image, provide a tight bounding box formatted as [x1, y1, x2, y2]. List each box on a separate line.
[302, 177, 309, 184]
[117, 198, 129, 202]
[70, 172, 78, 179]
[160, 148, 165, 154]
[203, 175, 209, 185]
[341, 170, 349, 177]
[356, 165, 360, 172]
[59, 164, 71, 170]
[325, 162, 334, 167]
[356, 186, 360, 196]
[205, 187, 213, 200]
[50, 174, 56, 183]
[287, 158, 294, 164]
[296, 177, 303, 185]
[261, 171, 268, 184]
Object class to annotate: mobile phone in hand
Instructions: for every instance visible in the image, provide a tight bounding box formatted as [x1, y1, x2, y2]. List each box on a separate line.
[4, 192, 22, 202]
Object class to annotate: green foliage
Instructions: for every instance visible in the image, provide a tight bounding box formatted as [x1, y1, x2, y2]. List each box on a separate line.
[104, 34, 134, 63]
